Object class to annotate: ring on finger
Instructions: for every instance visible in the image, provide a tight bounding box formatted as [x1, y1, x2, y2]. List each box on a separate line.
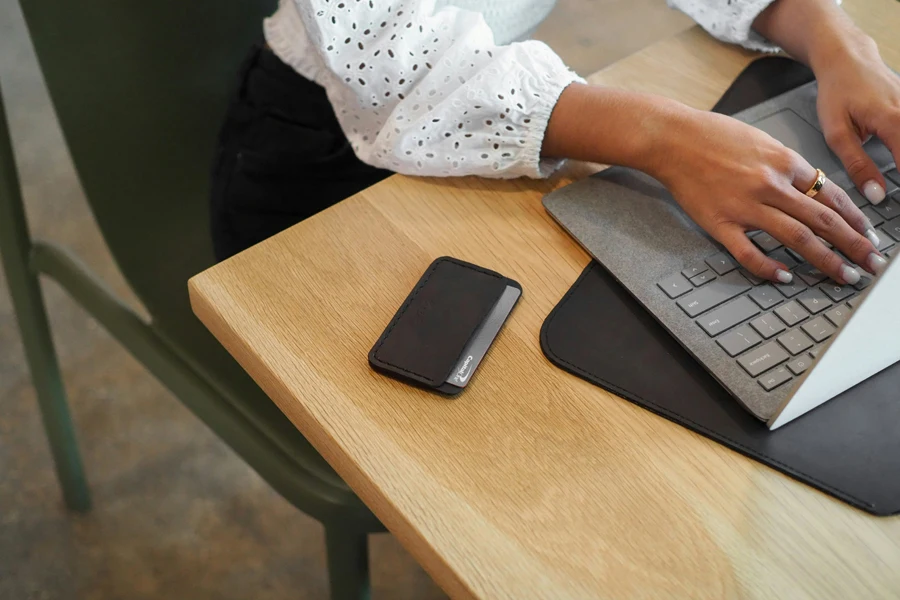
[804, 168, 827, 198]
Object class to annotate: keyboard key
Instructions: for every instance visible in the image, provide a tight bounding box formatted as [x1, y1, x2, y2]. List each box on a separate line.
[873, 198, 900, 220]
[717, 324, 763, 357]
[697, 297, 760, 337]
[887, 246, 898, 259]
[854, 276, 873, 291]
[846, 187, 869, 208]
[752, 232, 782, 253]
[749, 285, 783, 309]
[820, 282, 856, 302]
[682, 264, 708, 279]
[885, 176, 900, 195]
[875, 229, 896, 252]
[802, 316, 836, 343]
[862, 206, 885, 228]
[738, 341, 790, 377]
[775, 277, 807, 298]
[690, 271, 716, 286]
[810, 347, 822, 359]
[658, 273, 693, 298]
[886, 169, 900, 186]
[833, 249, 854, 265]
[676, 271, 751, 317]
[797, 288, 832, 314]
[775, 300, 810, 327]
[848, 297, 863, 309]
[750, 313, 786, 339]
[787, 356, 812, 375]
[705, 252, 738, 275]
[883, 217, 900, 242]
[739, 269, 766, 286]
[795, 263, 827, 285]
[785, 248, 805, 263]
[777, 330, 814, 355]
[825, 305, 851, 327]
[768, 247, 800, 269]
[759, 366, 793, 392]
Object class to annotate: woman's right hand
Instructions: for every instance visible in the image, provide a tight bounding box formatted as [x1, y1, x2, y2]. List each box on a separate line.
[644, 107, 886, 285]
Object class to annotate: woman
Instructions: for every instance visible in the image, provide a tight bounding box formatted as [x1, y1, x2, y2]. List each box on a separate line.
[211, 0, 899, 287]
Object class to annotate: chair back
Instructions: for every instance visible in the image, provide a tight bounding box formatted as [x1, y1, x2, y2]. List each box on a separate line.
[17, 1, 276, 331]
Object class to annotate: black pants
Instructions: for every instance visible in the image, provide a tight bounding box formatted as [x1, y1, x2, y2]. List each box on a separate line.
[210, 44, 393, 262]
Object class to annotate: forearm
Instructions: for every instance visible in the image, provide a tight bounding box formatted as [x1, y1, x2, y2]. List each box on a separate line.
[542, 83, 690, 171]
[752, 0, 877, 71]
[544, 2, 882, 173]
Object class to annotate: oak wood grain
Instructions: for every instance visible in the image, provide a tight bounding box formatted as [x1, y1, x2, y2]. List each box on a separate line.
[190, 2, 900, 597]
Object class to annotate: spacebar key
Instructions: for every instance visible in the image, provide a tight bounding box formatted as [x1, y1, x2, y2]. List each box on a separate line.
[697, 296, 760, 336]
[677, 271, 751, 317]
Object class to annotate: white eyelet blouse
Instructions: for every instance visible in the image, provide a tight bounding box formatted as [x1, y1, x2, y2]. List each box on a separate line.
[264, 0, 781, 179]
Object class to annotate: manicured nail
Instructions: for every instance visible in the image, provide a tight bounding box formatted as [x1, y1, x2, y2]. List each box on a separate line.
[776, 269, 793, 284]
[863, 180, 886, 205]
[869, 253, 889, 275]
[866, 228, 881, 247]
[840, 264, 861, 285]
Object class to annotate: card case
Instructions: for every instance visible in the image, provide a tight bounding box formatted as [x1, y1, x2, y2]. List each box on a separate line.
[368, 257, 522, 394]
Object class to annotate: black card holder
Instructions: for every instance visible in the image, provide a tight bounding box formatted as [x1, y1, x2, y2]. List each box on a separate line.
[369, 257, 521, 395]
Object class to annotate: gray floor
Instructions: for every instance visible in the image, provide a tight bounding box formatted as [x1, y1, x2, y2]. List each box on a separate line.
[0, 1, 690, 598]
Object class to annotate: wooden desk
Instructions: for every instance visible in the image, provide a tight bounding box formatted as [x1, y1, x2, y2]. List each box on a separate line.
[190, 1, 900, 597]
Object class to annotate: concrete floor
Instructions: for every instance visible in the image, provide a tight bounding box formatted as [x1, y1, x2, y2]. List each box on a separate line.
[0, 1, 691, 598]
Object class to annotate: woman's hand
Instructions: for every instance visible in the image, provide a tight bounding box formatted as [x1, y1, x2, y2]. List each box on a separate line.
[814, 36, 900, 204]
[543, 84, 886, 284]
[645, 107, 885, 285]
[543, 1, 896, 285]
[755, 0, 900, 202]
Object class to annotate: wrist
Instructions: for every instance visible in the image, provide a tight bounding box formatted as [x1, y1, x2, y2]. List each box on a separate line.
[630, 100, 699, 182]
[806, 22, 878, 75]
[543, 84, 694, 174]
[753, 0, 878, 73]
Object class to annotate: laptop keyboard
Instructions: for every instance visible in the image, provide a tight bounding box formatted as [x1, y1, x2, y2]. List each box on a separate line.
[658, 168, 900, 393]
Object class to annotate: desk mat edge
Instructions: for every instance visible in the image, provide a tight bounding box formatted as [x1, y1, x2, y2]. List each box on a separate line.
[539, 262, 896, 516]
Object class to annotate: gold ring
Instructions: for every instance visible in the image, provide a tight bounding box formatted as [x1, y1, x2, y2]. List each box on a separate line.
[805, 168, 827, 198]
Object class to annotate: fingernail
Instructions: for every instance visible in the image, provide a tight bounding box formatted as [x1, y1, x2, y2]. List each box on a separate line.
[863, 180, 886, 205]
[866, 228, 881, 247]
[775, 269, 793, 284]
[869, 253, 889, 275]
[840, 264, 861, 285]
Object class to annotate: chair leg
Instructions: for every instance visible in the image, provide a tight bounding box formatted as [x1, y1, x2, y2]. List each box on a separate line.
[325, 526, 371, 600]
[5, 269, 91, 512]
[0, 84, 90, 512]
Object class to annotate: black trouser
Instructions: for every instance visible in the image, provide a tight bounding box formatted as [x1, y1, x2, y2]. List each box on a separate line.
[210, 44, 393, 262]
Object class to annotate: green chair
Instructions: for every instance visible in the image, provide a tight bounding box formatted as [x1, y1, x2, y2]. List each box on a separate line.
[0, 2, 385, 598]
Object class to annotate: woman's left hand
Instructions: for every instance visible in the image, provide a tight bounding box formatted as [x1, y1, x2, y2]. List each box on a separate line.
[814, 33, 900, 205]
[753, 0, 900, 205]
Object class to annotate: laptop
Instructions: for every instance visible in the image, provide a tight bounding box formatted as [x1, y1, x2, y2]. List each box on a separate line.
[543, 81, 900, 429]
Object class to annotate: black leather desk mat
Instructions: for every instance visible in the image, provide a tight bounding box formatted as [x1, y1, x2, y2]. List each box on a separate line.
[540, 58, 900, 516]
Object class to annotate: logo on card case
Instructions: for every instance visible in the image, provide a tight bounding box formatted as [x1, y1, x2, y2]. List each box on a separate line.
[455, 355, 474, 383]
